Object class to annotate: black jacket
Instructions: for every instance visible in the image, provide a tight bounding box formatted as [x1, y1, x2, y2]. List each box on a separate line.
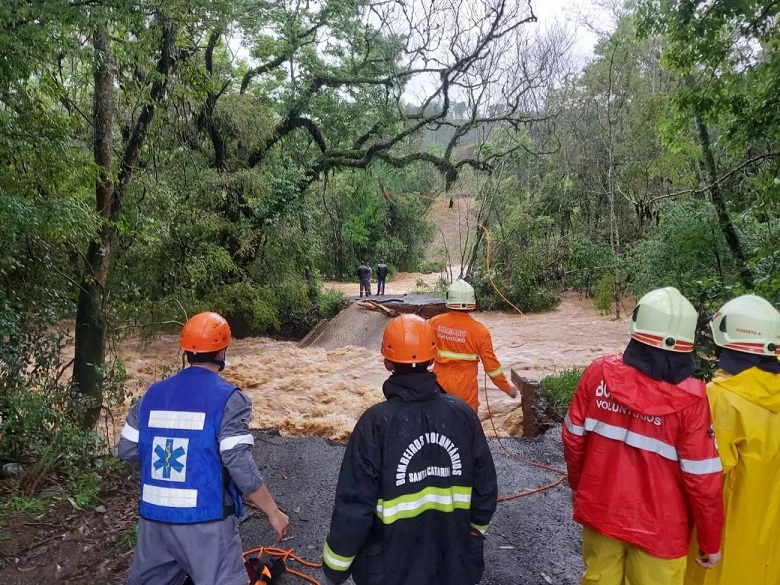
[376, 263, 388, 278]
[322, 372, 497, 585]
[357, 265, 371, 280]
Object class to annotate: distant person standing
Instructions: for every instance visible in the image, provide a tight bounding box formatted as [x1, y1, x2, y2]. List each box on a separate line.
[376, 260, 388, 295]
[357, 261, 372, 297]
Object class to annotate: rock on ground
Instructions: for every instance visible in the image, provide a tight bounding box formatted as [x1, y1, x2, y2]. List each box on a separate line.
[241, 428, 583, 584]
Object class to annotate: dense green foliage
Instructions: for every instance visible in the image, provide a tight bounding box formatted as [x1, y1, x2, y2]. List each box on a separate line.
[1, 0, 553, 467]
[464, 3, 779, 322]
[2, 0, 779, 479]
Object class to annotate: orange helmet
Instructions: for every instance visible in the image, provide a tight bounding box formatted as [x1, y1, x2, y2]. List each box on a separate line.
[180, 312, 231, 353]
[381, 314, 437, 365]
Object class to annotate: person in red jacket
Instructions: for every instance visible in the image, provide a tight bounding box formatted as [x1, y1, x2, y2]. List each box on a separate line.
[563, 287, 724, 584]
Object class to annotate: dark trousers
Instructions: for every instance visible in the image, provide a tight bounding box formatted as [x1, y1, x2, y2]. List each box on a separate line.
[359, 279, 372, 296]
[377, 277, 386, 295]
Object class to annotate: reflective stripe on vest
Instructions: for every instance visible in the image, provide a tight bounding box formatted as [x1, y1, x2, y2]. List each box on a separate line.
[437, 350, 479, 361]
[142, 484, 198, 508]
[148, 410, 206, 430]
[375, 485, 472, 524]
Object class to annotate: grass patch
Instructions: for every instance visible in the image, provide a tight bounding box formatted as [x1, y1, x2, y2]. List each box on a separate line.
[539, 367, 585, 418]
[2, 496, 46, 515]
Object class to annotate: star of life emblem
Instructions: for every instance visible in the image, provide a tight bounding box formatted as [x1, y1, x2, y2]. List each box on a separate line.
[152, 437, 188, 482]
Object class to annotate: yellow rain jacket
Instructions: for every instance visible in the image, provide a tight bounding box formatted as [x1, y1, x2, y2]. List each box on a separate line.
[685, 367, 780, 585]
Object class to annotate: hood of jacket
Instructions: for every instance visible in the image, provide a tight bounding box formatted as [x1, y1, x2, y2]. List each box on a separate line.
[601, 354, 705, 416]
[382, 371, 442, 402]
[717, 348, 780, 376]
[621, 339, 696, 384]
[711, 367, 780, 414]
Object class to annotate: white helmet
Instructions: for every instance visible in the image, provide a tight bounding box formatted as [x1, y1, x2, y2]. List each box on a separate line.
[446, 280, 476, 311]
[710, 294, 780, 356]
[628, 287, 697, 352]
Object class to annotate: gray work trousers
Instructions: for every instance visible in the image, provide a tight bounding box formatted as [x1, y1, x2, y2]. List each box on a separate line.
[359, 279, 372, 296]
[127, 517, 247, 585]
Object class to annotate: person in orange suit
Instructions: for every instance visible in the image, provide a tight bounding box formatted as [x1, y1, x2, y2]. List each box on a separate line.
[429, 280, 517, 411]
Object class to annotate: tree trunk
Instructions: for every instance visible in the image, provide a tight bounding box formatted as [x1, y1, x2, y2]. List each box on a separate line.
[73, 24, 114, 428]
[694, 116, 754, 289]
[73, 19, 178, 429]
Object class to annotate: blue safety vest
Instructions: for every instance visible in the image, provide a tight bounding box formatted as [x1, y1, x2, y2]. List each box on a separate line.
[138, 367, 243, 523]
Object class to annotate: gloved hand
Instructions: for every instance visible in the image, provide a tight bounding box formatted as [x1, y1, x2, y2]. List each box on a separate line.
[322, 576, 339, 585]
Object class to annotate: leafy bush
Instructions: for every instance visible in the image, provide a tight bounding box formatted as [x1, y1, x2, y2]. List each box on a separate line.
[318, 288, 346, 319]
[594, 275, 614, 314]
[418, 260, 444, 274]
[538, 367, 585, 418]
[0, 313, 108, 488]
[568, 239, 613, 297]
[628, 199, 735, 298]
[471, 270, 561, 313]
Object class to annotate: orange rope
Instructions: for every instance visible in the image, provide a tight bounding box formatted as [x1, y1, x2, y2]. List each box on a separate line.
[477, 223, 569, 498]
[478, 224, 525, 317]
[243, 547, 322, 585]
[497, 475, 568, 502]
[484, 378, 567, 475]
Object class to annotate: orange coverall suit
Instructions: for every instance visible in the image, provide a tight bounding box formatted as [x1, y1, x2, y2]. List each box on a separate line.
[429, 311, 513, 411]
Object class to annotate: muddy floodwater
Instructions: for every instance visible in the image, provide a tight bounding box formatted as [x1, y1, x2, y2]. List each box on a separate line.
[114, 290, 628, 443]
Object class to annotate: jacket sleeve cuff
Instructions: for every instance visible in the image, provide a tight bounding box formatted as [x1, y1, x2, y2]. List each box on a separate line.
[322, 542, 354, 584]
[697, 530, 722, 555]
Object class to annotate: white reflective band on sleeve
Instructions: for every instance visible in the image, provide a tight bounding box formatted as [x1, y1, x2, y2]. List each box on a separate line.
[219, 433, 255, 452]
[679, 457, 723, 475]
[148, 410, 206, 431]
[487, 367, 504, 378]
[470, 522, 489, 535]
[322, 542, 355, 571]
[564, 414, 586, 436]
[583, 418, 679, 461]
[142, 484, 198, 508]
[120, 423, 139, 443]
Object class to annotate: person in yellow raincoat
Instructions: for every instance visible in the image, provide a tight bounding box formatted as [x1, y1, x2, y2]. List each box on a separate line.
[686, 294, 780, 585]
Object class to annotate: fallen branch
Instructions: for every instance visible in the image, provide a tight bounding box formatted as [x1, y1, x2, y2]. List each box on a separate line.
[356, 301, 400, 318]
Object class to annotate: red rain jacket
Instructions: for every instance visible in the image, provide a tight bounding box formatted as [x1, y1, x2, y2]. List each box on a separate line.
[563, 355, 724, 559]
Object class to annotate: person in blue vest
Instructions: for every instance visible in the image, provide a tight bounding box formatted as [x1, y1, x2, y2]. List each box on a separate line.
[117, 311, 289, 585]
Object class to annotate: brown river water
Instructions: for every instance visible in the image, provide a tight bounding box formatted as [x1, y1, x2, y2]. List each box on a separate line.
[111, 288, 628, 443]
